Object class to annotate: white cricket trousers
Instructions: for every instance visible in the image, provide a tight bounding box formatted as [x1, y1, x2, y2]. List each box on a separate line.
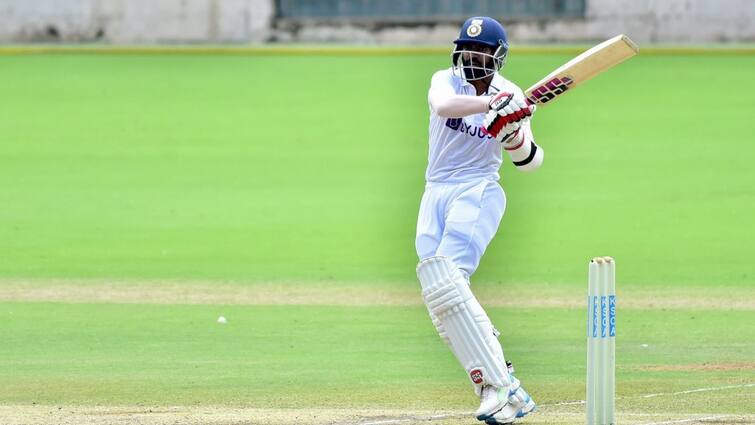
[415, 179, 506, 278]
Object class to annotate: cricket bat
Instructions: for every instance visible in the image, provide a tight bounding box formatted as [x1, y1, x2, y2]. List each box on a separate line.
[524, 34, 639, 106]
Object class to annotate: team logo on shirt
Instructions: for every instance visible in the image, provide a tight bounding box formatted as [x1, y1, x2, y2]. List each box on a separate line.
[446, 118, 493, 140]
[466, 19, 483, 37]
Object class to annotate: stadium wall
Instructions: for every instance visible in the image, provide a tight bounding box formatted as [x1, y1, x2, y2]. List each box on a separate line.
[0, 0, 752, 44]
[0, 0, 274, 43]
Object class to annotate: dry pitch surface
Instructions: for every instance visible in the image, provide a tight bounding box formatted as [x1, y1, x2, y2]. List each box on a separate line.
[2, 404, 753, 424]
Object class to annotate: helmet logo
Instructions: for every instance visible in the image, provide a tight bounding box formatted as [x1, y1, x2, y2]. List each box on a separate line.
[466, 19, 483, 37]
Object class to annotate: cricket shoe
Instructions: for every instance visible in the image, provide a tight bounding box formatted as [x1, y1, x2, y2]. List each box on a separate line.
[475, 384, 509, 421]
[482, 378, 535, 425]
[475, 375, 526, 421]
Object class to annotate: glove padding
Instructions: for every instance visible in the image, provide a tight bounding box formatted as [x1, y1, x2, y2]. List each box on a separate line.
[483, 92, 536, 143]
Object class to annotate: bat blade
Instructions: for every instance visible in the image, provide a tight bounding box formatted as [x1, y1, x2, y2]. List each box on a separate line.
[524, 34, 639, 106]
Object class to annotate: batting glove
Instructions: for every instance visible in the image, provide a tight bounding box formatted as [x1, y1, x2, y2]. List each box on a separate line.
[483, 92, 536, 143]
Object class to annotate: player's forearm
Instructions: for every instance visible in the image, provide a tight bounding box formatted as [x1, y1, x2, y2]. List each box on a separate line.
[429, 93, 491, 118]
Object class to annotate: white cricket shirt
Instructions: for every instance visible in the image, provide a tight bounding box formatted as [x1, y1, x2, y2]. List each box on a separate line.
[425, 68, 532, 183]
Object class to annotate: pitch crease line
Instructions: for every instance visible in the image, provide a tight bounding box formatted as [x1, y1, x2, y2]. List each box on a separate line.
[640, 414, 730, 425]
[358, 412, 467, 425]
[355, 383, 753, 425]
[641, 383, 754, 398]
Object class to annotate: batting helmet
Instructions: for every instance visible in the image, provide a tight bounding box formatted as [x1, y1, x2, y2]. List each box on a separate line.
[451, 17, 509, 81]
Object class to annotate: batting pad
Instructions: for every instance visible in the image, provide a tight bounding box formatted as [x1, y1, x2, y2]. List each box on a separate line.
[417, 256, 510, 391]
[426, 307, 469, 377]
[427, 308, 450, 345]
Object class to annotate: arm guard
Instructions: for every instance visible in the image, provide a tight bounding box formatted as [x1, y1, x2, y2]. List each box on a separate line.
[503, 126, 543, 172]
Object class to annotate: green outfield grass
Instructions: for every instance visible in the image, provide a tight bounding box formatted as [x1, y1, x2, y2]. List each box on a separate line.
[0, 52, 753, 423]
[0, 53, 753, 286]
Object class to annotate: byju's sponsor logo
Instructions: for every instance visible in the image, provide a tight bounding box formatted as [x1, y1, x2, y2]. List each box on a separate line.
[446, 118, 493, 140]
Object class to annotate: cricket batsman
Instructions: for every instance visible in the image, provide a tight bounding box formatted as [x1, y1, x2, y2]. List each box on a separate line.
[415, 16, 541, 424]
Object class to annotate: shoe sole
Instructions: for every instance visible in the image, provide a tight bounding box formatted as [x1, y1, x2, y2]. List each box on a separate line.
[483, 398, 536, 425]
[475, 398, 507, 421]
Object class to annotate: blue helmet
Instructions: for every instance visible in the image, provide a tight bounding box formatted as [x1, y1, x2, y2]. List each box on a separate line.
[451, 17, 509, 81]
